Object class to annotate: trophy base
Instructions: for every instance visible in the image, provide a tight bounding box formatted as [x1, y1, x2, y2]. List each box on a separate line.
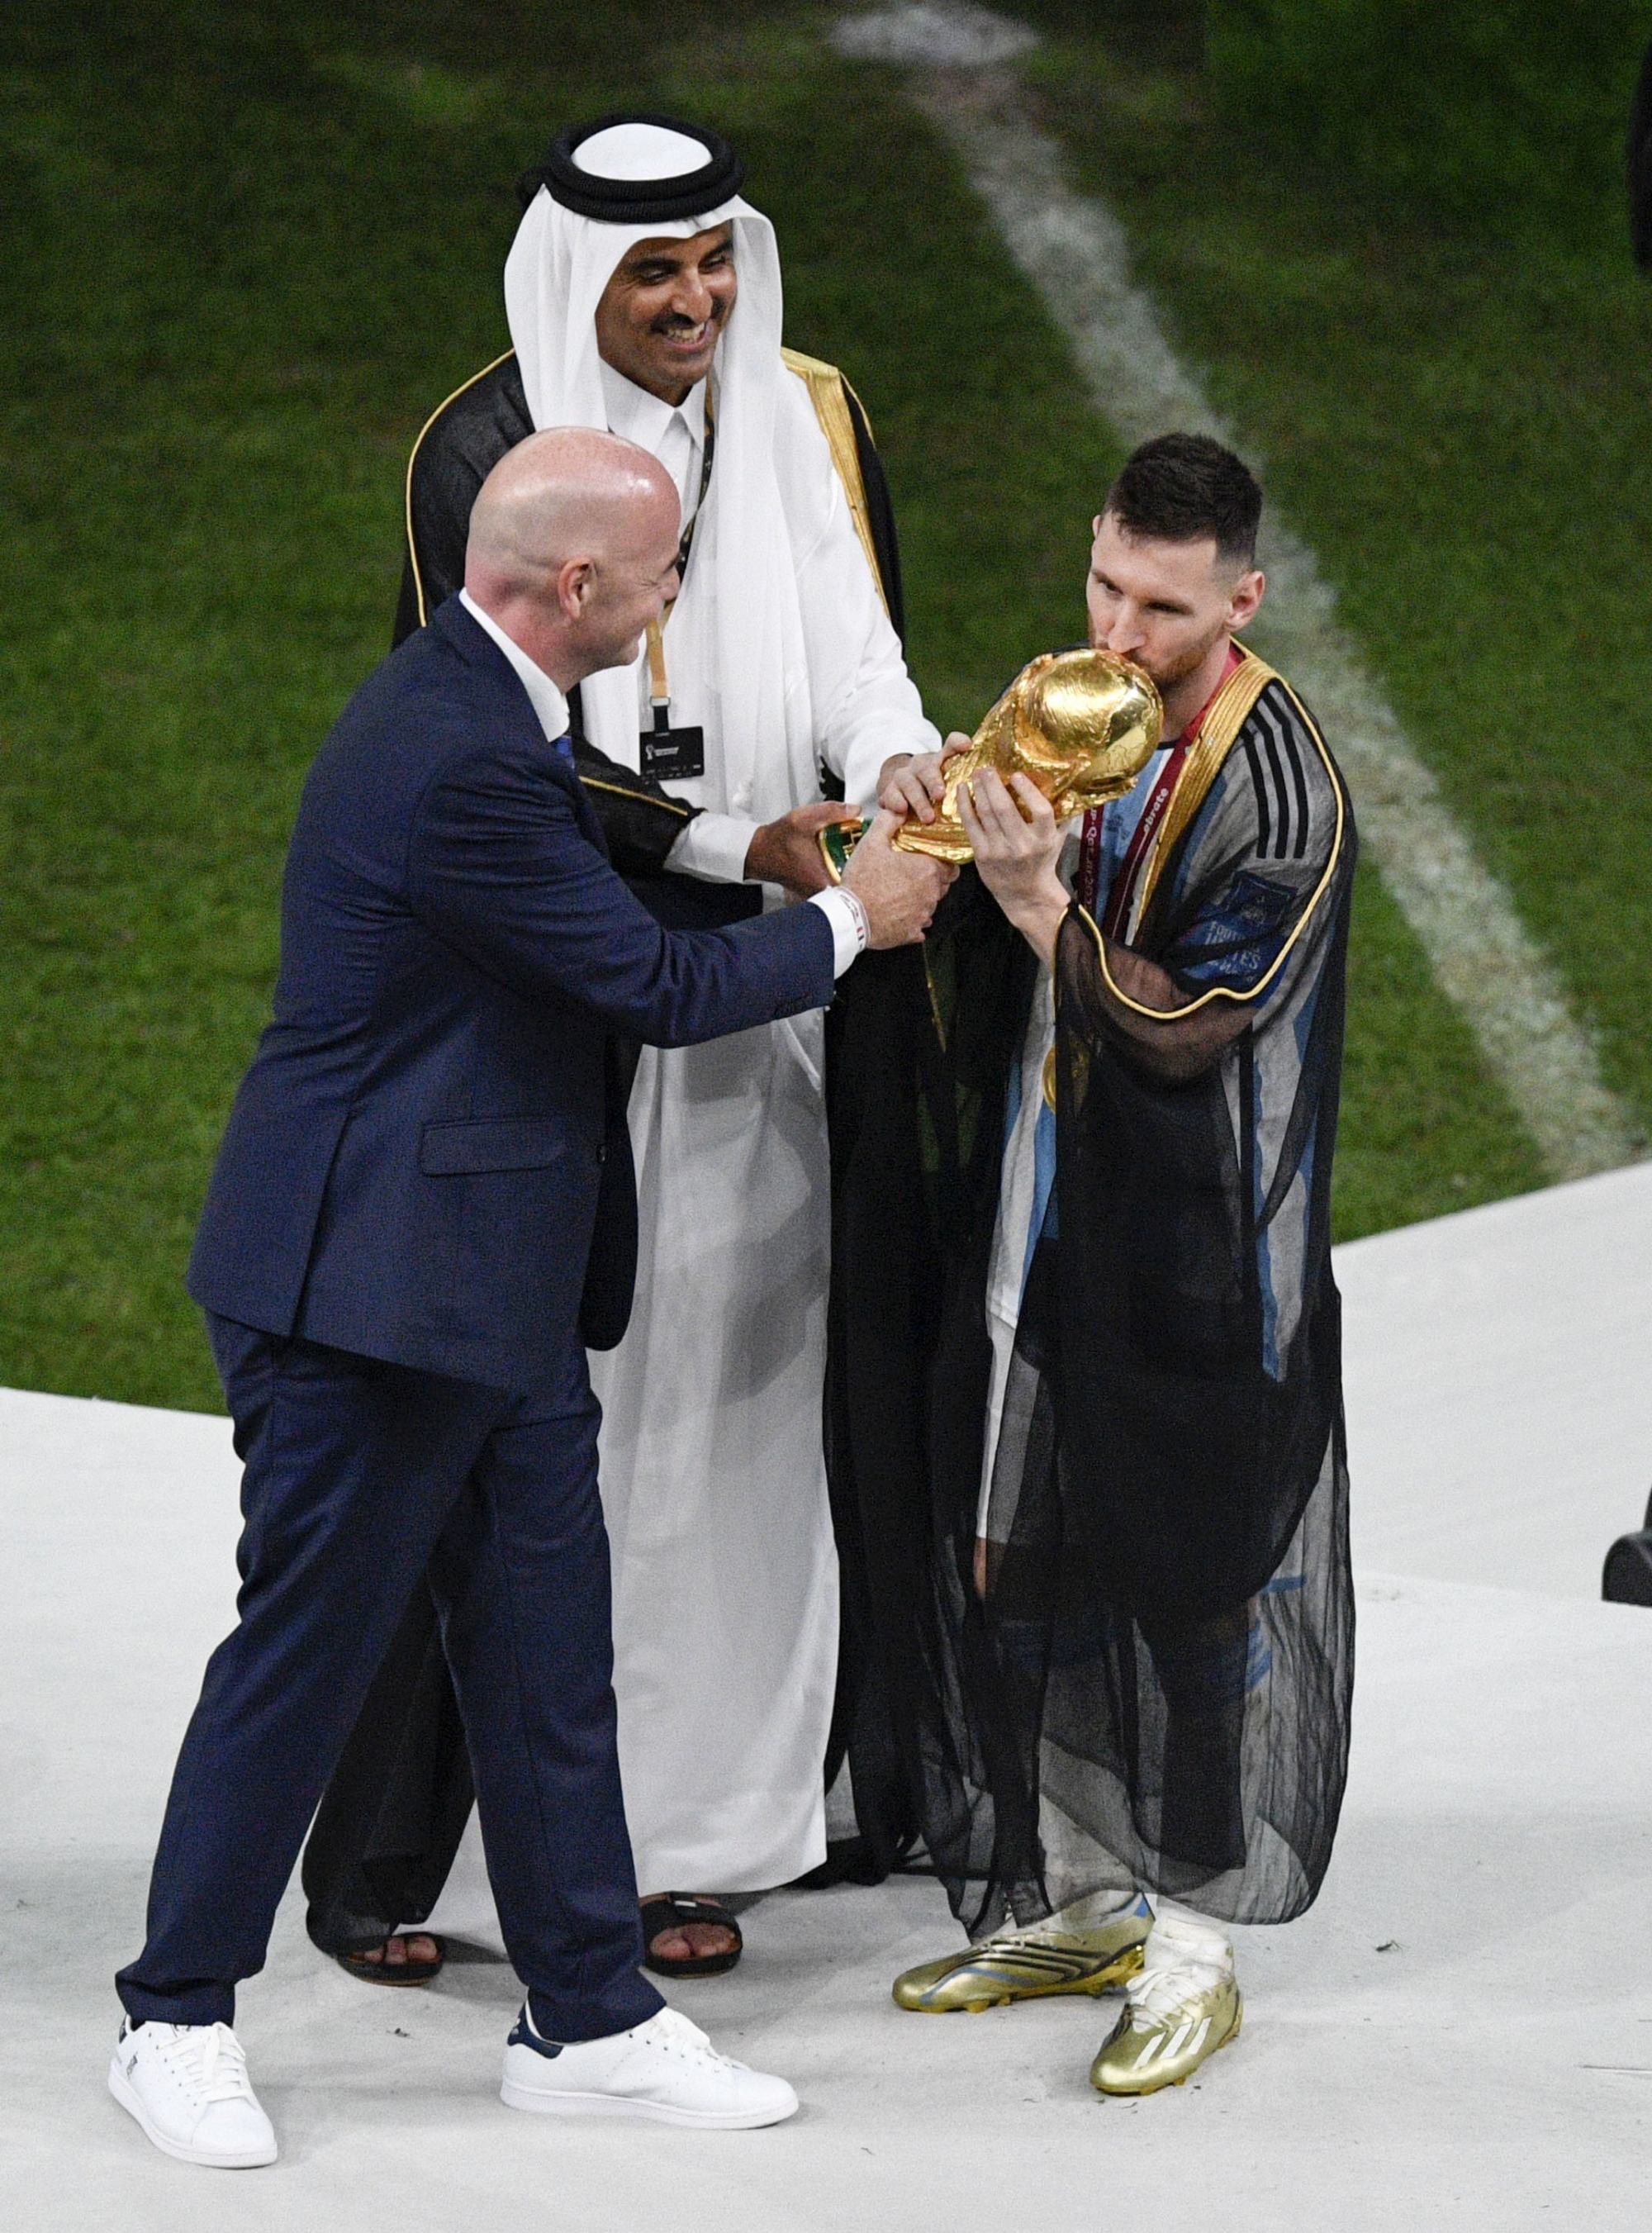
[816, 814, 975, 882]
[817, 815, 871, 884]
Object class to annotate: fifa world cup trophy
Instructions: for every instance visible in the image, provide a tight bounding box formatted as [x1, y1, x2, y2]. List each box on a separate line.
[820, 646, 1163, 880]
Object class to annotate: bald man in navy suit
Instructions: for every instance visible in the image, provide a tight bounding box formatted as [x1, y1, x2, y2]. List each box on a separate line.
[110, 430, 949, 2165]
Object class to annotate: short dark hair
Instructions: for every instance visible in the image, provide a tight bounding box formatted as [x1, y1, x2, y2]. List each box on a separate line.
[1103, 433, 1262, 569]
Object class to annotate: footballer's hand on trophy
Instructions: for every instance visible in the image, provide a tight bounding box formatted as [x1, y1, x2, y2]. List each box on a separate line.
[744, 801, 854, 897]
[957, 769, 1069, 967]
[957, 768, 1063, 906]
[843, 809, 957, 947]
[876, 746, 953, 824]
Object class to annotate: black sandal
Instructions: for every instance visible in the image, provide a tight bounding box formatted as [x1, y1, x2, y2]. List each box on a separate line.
[334, 1934, 446, 1987]
[640, 1895, 743, 1978]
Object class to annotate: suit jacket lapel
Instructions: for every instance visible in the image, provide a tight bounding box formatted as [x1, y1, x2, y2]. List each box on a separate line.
[430, 596, 606, 854]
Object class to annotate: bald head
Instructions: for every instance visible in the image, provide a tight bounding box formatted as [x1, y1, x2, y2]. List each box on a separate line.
[468, 427, 677, 594]
[463, 428, 682, 690]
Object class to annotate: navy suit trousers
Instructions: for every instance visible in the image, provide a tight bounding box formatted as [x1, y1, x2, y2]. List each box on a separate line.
[116, 1314, 663, 2043]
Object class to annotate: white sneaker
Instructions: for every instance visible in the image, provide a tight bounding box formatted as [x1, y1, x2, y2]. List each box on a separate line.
[108, 2017, 278, 2167]
[501, 2003, 799, 2130]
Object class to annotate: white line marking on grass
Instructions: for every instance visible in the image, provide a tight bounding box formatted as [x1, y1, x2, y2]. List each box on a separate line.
[833, 2, 1640, 1182]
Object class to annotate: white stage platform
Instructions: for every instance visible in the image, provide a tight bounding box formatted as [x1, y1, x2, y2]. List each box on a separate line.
[6, 1164, 1652, 2228]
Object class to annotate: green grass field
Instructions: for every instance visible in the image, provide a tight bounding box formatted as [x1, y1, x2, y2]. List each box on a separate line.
[1016, 3, 1652, 1129]
[2, 1, 1640, 1410]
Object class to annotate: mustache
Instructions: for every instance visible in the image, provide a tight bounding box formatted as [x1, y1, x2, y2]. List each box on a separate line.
[650, 302, 729, 337]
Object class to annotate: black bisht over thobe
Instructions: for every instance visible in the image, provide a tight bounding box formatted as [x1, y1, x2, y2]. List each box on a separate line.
[826, 673, 1357, 1933]
[302, 349, 916, 1954]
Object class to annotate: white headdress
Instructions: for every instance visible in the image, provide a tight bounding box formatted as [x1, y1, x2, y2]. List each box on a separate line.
[502, 120, 800, 812]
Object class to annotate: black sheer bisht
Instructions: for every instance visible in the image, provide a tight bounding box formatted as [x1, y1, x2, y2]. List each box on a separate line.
[832, 672, 1356, 1935]
[820, 886, 1038, 1879]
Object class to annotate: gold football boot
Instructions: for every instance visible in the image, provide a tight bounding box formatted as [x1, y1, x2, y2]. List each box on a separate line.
[892, 1898, 1151, 2013]
[1089, 1951, 1242, 2094]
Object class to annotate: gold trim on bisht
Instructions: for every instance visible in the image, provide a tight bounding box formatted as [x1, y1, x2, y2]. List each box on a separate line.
[1127, 645, 1277, 938]
[404, 347, 888, 629]
[403, 348, 517, 630]
[1075, 662, 1350, 1022]
[781, 345, 890, 616]
[579, 772, 692, 819]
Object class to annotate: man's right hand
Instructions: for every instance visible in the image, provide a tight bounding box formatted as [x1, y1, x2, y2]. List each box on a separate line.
[744, 801, 852, 897]
[841, 810, 956, 948]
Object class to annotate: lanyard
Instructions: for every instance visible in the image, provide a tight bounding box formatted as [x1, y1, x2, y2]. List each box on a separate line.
[645, 620, 673, 732]
[643, 393, 717, 734]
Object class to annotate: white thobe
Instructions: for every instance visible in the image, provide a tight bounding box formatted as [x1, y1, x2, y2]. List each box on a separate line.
[415, 365, 935, 1941]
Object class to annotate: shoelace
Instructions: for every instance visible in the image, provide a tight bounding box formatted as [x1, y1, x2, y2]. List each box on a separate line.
[638, 2007, 742, 2070]
[975, 1927, 1071, 1958]
[159, 2023, 257, 2104]
[1126, 1958, 1231, 2027]
[975, 1918, 1124, 1958]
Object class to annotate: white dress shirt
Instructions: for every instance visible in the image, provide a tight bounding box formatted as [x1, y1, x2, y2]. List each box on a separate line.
[458, 589, 863, 975]
[460, 588, 569, 741]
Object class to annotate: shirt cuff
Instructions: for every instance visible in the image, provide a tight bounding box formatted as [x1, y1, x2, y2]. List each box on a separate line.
[664, 811, 762, 886]
[807, 887, 869, 978]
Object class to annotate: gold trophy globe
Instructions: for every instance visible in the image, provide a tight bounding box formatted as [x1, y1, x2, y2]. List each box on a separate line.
[820, 647, 1164, 880]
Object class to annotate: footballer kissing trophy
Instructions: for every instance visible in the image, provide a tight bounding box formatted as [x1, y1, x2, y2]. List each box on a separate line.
[819, 645, 1164, 881]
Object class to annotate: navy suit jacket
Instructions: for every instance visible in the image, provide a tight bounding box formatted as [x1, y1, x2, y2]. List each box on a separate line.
[188, 597, 836, 1390]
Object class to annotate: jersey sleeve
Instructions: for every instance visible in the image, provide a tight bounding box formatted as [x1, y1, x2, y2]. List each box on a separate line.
[1151, 680, 1350, 1012]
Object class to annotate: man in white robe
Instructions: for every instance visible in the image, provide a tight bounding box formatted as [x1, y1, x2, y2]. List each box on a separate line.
[305, 115, 940, 1976]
